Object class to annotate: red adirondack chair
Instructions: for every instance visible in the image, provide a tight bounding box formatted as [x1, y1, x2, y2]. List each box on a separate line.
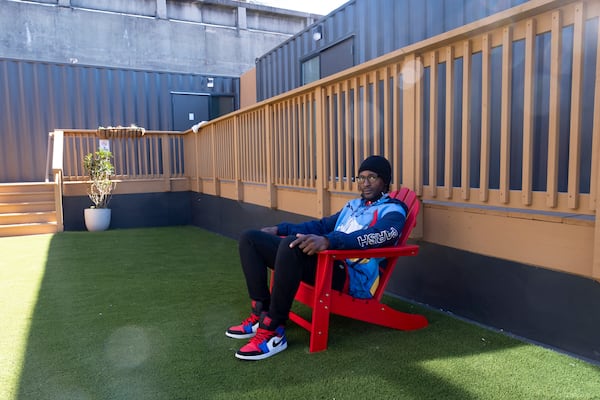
[285, 187, 428, 352]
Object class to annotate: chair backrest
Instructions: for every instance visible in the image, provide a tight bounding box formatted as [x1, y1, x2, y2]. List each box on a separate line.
[389, 187, 420, 247]
[371, 187, 419, 301]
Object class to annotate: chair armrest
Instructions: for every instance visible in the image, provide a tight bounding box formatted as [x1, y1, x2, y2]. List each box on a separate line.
[318, 244, 419, 260]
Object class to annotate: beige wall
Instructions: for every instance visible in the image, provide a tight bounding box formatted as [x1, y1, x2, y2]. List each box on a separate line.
[240, 68, 258, 109]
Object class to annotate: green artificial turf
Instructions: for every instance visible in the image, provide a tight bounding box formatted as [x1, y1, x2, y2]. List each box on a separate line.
[1, 226, 599, 400]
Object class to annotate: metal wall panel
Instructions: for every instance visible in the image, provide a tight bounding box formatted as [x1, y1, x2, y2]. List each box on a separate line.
[254, 0, 599, 197]
[0, 59, 239, 182]
[256, 0, 529, 100]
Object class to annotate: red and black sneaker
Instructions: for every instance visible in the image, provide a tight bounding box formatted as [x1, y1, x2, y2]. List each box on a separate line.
[225, 300, 263, 339]
[235, 315, 287, 361]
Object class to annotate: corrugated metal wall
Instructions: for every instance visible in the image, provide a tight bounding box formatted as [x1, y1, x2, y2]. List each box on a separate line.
[254, 0, 599, 195]
[0, 59, 239, 182]
[256, 0, 530, 100]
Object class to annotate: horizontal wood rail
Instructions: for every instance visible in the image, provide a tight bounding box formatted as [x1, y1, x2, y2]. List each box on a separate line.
[58, 129, 183, 181]
[52, 128, 189, 196]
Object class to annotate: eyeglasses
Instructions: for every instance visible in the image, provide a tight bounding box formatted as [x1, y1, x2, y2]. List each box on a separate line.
[355, 174, 379, 184]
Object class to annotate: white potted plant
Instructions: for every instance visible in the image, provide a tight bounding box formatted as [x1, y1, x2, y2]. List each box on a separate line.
[82, 149, 116, 231]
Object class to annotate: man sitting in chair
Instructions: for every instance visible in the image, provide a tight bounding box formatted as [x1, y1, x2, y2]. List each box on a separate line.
[226, 155, 408, 360]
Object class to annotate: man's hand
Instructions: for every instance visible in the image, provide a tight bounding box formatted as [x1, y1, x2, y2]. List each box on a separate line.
[261, 226, 278, 235]
[289, 234, 329, 255]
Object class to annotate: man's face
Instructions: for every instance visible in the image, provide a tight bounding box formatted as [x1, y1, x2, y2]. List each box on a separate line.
[357, 169, 386, 201]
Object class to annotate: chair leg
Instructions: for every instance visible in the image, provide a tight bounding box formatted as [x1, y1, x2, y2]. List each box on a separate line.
[306, 255, 336, 352]
[308, 293, 331, 352]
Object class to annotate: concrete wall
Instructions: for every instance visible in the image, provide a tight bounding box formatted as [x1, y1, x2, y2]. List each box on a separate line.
[0, 0, 320, 76]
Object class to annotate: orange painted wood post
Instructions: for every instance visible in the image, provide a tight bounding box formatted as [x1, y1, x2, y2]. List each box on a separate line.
[401, 55, 417, 193]
[233, 115, 242, 201]
[315, 87, 329, 218]
[161, 133, 172, 191]
[592, 4, 600, 281]
[265, 105, 277, 208]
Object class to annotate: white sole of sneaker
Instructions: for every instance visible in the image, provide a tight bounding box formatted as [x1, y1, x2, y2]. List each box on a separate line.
[235, 340, 288, 360]
[225, 331, 256, 339]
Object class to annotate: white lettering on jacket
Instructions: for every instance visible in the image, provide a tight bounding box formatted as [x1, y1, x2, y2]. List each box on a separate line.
[356, 227, 399, 247]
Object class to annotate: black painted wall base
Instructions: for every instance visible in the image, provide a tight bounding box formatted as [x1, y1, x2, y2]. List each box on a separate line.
[190, 193, 600, 364]
[389, 243, 600, 364]
[61, 191, 600, 363]
[190, 192, 309, 239]
[62, 192, 192, 231]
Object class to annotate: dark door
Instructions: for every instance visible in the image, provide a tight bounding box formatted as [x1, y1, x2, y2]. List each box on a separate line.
[171, 93, 210, 131]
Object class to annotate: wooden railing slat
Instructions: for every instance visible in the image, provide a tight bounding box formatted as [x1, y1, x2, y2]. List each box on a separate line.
[499, 26, 513, 204]
[461, 40, 472, 201]
[444, 45, 455, 200]
[567, 2, 584, 210]
[429, 50, 439, 198]
[546, 10, 562, 208]
[479, 33, 491, 203]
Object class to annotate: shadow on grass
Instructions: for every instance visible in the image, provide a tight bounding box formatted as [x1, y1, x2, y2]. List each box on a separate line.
[12, 227, 600, 399]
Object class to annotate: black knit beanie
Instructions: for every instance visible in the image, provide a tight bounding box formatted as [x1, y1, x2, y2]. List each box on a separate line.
[358, 155, 392, 187]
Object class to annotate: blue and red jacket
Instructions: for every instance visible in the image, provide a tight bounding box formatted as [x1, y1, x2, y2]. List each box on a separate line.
[276, 193, 407, 298]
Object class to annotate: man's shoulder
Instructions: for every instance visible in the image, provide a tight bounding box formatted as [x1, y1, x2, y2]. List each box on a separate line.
[344, 195, 407, 214]
[381, 196, 408, 214]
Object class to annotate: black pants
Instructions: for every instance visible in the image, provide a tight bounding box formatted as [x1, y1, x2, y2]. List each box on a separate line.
[238, 229, 345, 325]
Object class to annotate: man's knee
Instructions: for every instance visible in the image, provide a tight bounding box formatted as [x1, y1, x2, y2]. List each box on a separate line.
[277, 235, 296, 249]
[239, 229, 282, 255]
[239, 229, 263, 244]
[277, 235, 309, 259]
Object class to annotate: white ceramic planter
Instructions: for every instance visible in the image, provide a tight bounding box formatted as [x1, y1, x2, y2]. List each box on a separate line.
[84, 208, 111, 231]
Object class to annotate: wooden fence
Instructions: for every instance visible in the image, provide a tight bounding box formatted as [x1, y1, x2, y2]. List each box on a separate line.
[55, 0, 600, 280]
[186, 0, 600, 280]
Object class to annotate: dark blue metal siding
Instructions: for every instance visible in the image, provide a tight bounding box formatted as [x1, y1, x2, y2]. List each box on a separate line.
[0, 59, 239, 182]
[257, 0, 530, 100]
[254, 0, 600, 197]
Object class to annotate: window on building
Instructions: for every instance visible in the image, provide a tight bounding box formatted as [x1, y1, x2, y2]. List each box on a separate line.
[301, 37, 354, 86]
[302, 56, 320, 85]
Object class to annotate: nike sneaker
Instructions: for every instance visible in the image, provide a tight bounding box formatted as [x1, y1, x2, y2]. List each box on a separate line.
[235, 315, 287, 360]
[226, 300, 264, 339]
